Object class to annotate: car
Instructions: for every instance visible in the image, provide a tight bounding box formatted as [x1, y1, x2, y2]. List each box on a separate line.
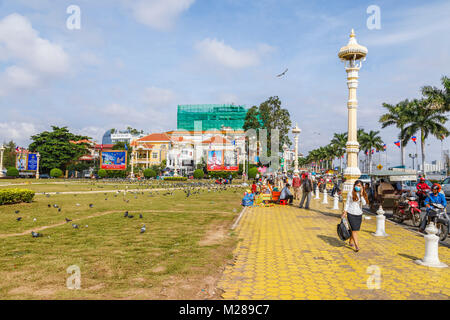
[442, 177, 450, 198]
[39, 174, 50, 179]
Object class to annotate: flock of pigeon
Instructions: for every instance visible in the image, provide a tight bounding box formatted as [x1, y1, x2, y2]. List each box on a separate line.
[14, 180, 243, 239]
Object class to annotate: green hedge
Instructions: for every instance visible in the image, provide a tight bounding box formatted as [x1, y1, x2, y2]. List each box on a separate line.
[248, 167, 258, 179]
[144, 168, 157, 179]
[209, 171, 238, 179]
[50, 168, 63, 178]
[163, 176, 187, 181]
[98, 169, 107, 178]
[0, 188, 35, 205]
[193, 169, 204, 179]
[6, 167, 19, 177]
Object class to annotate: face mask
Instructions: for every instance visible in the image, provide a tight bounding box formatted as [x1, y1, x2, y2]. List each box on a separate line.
[354, 186, 361, 192]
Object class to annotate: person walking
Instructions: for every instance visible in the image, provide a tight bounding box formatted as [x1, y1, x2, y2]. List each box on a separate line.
[341, 180, 368, 252]
[299, 173, 313, 209]
[292, 172, 301, 200]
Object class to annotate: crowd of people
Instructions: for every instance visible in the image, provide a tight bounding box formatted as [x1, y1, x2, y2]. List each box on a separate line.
[241, 170, 448, 252]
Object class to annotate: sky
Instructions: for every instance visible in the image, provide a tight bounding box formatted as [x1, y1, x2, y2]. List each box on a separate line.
[0, 0, 449, 168]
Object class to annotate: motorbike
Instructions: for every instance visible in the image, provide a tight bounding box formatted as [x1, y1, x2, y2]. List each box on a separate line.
[422, 203, 449, 242]
[415, 189, 429, 208]
[393, 193, 421, 227]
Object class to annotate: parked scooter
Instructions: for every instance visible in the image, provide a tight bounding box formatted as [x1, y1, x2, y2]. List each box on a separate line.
[393, 193, 421, 227]
[421, 203, 449, 241]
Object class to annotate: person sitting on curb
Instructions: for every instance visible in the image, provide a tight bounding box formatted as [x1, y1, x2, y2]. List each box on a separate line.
[280, 183, 294, 205]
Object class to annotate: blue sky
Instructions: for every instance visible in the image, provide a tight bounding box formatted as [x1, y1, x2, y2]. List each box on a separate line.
[0, 0, 449, 168]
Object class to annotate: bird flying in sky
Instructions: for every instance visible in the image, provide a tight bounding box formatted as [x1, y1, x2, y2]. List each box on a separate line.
[276, 68, 288, 77]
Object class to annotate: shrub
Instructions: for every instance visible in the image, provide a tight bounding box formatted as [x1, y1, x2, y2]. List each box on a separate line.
[248, 167, 258, 179]
[0, 188, 35, 205]
[144, 168, 157, 179]
[193, 169, 204, 179]
[163, 176, 187, 181]
[50, 168, 63, 178]
[209, 171, 238, 179]
[6, 167, 19, 178]
[98, 169, 107, 178]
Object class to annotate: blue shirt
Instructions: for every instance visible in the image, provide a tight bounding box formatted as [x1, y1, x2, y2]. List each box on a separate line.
[424, 192, 447, 209]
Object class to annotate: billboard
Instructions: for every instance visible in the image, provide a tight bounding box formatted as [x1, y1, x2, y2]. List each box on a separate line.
[207, 150, 223, 171]
[207, 150, 238, 172]
[223, 150, 239, 171]
[16, 153, 28, 171]
[100, 151, 127, 170]
[27, 153, 38, 171]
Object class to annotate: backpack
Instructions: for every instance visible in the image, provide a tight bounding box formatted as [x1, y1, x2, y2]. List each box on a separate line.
[303, 179, 312, 193]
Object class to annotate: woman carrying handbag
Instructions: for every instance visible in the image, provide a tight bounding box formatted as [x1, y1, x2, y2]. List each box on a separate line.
[341, 180, 368, 252]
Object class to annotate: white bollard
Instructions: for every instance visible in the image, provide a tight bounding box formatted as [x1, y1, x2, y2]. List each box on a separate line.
[415, 222, 448, 268]
[372, 205, 388, 237]
[332, 193, 339, 210]
[322, 190, 328, 204]
[314, 186, 320, 199]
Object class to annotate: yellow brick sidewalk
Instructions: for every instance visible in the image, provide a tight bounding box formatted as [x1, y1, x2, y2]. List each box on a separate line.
[218, 198, 450, 300]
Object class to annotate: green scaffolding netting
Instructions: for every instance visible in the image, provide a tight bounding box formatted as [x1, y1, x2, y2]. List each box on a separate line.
[177, 104, 248, 131]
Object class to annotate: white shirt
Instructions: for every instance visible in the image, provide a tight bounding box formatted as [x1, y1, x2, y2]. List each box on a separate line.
[344, 192, 366, 216]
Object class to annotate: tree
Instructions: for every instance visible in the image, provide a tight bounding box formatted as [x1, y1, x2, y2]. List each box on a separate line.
[28, 126, 91, 173]
[2, 140, 17, 168]
[243, 106, 262, 131]
[403, 99, 449, 176]
[330, 133, 347, 173]
[421, 75, 450, 112]
[360, 130, 384, 174]
[379, 100, 412, 167]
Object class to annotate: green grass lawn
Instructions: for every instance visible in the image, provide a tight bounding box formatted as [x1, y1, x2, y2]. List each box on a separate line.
[0, 183, 245, 299]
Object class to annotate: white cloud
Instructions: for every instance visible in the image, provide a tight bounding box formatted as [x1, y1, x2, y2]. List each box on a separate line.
[129, 0, 195, 30]
[195, 38, 275, 69]
[196, 38, 258, 69]
[0, 122, 38, 143]
[0, 13, 69, 95]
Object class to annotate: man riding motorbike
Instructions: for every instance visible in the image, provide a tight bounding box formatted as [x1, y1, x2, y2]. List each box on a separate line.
[419, 183, 447, 232]
[416, 177, 431, 207]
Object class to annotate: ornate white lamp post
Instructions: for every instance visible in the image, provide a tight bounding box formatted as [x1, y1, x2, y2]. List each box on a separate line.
[338, 29, 368, 204]
[0, 145, 5, 177]
[36, 152, 40, 179]
[292, 124, 301, 173]
[130, 146, 135, 178]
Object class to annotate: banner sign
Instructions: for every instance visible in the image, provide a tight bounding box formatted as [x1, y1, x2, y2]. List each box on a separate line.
[16, 152, 28, 171]
[207, 150, 223, 171]
[223, 150, 239, 171]
[100, 151, 127, 170]
[27, 153, 38, 171]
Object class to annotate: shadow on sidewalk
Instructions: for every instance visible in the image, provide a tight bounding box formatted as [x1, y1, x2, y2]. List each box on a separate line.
[398, 253, 420, 261]
[317, 235, 345, 248]
[309, 208, 341, 219]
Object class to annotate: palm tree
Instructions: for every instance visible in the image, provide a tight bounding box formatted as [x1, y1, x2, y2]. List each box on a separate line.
[404, 99, 449, 176]
[330, 133, 347, 173]
[361, 130, 384, 174]
[357, 129, 370, 172]
[379, 100, 412, 167]
[421, 76, 450, 112]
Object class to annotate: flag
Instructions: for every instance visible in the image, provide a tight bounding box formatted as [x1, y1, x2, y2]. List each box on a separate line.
[383, 144, 387, 151]
[101, 144, 103, 150]
[394, 141, 401, 148]
[365, 150, 368, 155]
[411, 136, 417, 144]
[441, 134, 446, 140]
[125, 144, 128, 151]
[15, 146, 20, 152]
[371, 149, 375, 154]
